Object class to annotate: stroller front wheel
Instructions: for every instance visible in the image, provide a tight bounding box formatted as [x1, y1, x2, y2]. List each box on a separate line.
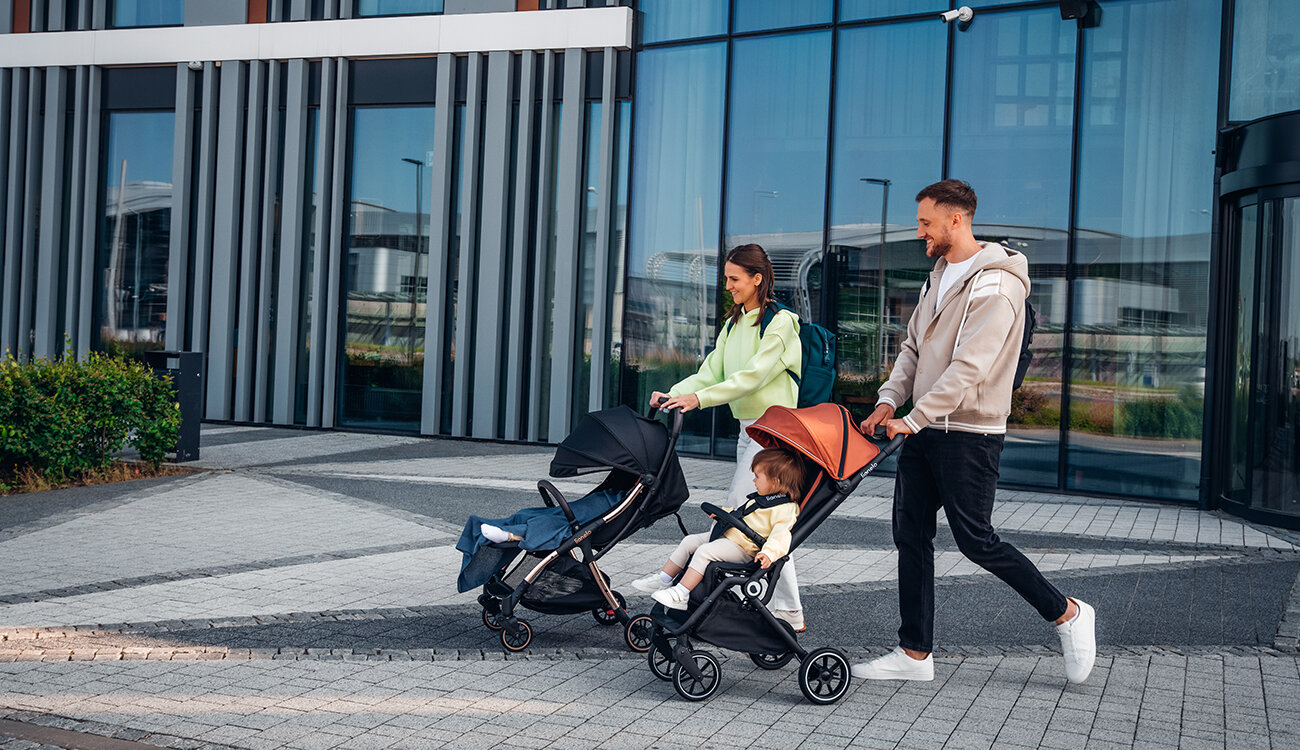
[482, 608, 505, 631]
[647, 636, 676, 681]
[593, 591, 627, 626]
[672, 649, 721, 702]
[798, 647, 852, 705]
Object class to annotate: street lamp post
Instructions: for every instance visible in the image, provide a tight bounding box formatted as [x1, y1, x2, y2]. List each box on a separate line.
[401, 157, 424, 365]
[861, 178, 891, 375]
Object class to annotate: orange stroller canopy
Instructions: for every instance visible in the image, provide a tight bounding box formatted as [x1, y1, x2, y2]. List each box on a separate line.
[746, 403, 881, 481]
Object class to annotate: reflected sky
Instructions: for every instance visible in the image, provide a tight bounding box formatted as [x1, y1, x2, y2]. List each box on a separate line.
[112, 0, 183, 27]
[104, 112, 175, 188]
[356, 0, 444, 16]
[350, 107, 436, 216]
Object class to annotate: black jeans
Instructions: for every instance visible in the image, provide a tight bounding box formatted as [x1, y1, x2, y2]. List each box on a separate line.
[893, 428, 1069, 653]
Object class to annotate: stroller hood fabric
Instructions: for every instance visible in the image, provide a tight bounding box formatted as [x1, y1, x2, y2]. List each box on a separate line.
[550, 405, 689, 526]
[746, 403, 880, 480]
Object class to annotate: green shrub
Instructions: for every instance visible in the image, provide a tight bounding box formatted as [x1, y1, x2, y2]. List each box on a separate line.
[0, 349, 181, 483]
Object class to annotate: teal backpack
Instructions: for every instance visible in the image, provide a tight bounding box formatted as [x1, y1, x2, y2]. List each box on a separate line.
[727, 301, 837, 408]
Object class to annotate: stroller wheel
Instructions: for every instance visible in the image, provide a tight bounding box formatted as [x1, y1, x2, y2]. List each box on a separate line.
[501, 619, 533, 652]
[749, 652, 795, 670]
[647, 637, 676, 682]
[482, 608, 505, 631]
[673, 649, 722, 702]
[625, 614, 655, 653]
[593, 591, 626, 626]
[798, 647, 852, 705]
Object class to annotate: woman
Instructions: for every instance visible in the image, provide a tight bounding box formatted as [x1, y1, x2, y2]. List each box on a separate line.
[651, 243, 806, 631]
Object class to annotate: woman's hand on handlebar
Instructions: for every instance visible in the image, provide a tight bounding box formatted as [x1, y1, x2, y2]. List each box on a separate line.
[650, 391, 670, 409]
[660, 393, 701, 413]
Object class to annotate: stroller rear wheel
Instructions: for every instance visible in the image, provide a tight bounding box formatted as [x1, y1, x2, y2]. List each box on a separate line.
[798, 647, 851, 705]
[625, 614, 654, 653]
[592, 591, 627, 626]
[672, 649, 721, 701]
[749, 652, 795, 670]
[501, 619, 533, 652]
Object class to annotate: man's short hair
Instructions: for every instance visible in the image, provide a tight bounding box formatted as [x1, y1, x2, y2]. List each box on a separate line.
[916, 179, 977, 217]
[751, 448, 805, 500]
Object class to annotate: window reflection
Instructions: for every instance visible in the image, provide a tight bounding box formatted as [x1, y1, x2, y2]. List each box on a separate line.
[355, 0, 443, 16]
[1070, 0, 1219, 499]
[828, 22, 945, 411]
[1230, 0, 1300, 121]
[732, 0, 831, 34]
[340, 106, 436, 430]
[638, 0, 726, 44]
[625, 43, 726, 455]
[110, 0, 183, 27]
[949, 7, 1074, 488]
[839, 0, 945, 21]
[98, 111, 174, 357]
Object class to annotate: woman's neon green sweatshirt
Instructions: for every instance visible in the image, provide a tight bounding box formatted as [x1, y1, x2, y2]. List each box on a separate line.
[669, 305, 801, 420]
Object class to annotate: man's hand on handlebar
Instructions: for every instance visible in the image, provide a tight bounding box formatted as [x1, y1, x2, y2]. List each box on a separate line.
[859, 403, 912, 440]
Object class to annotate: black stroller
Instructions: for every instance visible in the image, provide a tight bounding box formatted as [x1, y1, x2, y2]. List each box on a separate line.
[640, 403, 904, 704]
[476, 405, 689, 652]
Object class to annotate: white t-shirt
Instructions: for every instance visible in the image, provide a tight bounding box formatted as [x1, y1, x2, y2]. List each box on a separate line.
[936, 255, 977, 312]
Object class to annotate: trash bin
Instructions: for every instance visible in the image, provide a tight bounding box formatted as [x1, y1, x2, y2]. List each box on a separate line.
[144, 350, 203, 462]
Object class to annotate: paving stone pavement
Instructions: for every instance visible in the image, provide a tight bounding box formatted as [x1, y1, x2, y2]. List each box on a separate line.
[1, 424, 1299, 749]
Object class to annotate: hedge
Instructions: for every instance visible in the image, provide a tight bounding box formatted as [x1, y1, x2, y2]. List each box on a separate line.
[0, 351, 181, 484]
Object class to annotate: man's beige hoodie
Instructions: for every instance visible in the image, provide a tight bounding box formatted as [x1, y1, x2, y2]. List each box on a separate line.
[877, 242, 1030, 435]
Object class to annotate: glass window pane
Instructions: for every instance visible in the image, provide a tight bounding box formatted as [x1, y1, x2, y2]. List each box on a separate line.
[1230, 0, 1300, 121]
[355, 0, 443, 16]
[110, 0, 184, 27]
[828, 21, 945, 411]
[294, 109, 321, 425]
[340, 106, 437, 431]
[1069, 0, 1219, 499]
[98, 111, 175, 357]
[625, 42, 726, 455]
[733, 0, 831, 34]
[574, 101, 602, 426]
[840, 0, 946, 21]
[949, 7, 1075, 488]
[1256, 197, 1300, 516]
[725, 30, 830, 453]
[639, 0, 727, 44]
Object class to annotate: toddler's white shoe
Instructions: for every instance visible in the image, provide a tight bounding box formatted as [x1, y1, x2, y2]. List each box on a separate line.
[850, 646, 934, 681]
[651, 586, 690, 611]
[631, 574, 669, 594]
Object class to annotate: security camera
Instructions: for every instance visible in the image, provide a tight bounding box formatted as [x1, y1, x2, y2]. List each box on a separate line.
[940, 6, 974, 23]
[187, 61, 203, 71]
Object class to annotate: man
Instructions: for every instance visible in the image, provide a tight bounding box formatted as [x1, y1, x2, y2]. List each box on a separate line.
[856, 180, 1096, 684]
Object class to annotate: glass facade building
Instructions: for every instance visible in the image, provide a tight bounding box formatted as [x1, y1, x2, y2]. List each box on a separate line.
[1, 0, 1299, 528]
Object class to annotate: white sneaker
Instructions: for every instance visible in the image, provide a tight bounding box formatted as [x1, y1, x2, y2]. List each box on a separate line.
[630, 574, 669, 594]
[1056, 598, 1096, 684]
[651, 586, 690, 611]
[850, 647, 934, 681]
[772, 609, 806, 633]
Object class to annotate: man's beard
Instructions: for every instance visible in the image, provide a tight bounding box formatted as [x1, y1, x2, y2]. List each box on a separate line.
[927, 236, 952, 258]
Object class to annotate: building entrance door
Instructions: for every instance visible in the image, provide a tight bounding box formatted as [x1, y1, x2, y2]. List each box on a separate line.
[1222, 188, 1300, 523]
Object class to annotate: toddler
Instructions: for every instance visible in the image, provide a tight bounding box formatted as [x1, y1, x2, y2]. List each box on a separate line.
[631, 448, 804, 610]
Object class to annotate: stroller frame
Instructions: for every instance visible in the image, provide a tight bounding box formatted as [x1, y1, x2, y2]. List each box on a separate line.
[643, 405, 905, 704]
[478, 408, 686, 653]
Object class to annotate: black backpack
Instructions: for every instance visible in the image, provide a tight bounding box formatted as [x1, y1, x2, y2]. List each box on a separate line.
[727, 302, 837, 407]
[1013, 299, 1037, 390]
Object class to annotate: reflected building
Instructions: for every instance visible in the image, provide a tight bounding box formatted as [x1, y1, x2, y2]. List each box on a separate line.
[1, 0, 1299, 528]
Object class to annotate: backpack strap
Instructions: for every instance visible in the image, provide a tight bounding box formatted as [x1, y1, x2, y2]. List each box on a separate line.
[725, 301, 802, 387]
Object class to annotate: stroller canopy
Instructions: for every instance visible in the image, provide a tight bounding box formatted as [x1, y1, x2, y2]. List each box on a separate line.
[552, 405, 676, 477]
[550, 405, 689, 530]
[746, 403, 880, 480]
